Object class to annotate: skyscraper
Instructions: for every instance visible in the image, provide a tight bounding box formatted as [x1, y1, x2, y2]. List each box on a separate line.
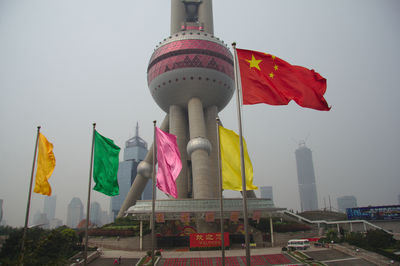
[66, 197, 83, 228]
[32, 211, 49, 229]
[337, 196, 357, 213]
[90, 201, 102, 226]
[0, 199, 3, 225]
[43, 195, 56, 221]
[295, 143, 318, 212]
[260, 186, 273, 201]
[111, 123, 149, 219]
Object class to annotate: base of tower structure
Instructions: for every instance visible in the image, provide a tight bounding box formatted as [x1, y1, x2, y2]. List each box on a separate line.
[195, 216, 218, 233]
[125, 198, 283, 233]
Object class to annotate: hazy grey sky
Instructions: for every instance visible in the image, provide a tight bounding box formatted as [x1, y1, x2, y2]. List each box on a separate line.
[1, 0, 399, 227]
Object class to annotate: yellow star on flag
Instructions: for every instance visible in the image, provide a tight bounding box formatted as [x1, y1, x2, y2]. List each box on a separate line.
[246, 54, 262, 71]
[269, 72, 274, 78]
[274, 65, 278, 71]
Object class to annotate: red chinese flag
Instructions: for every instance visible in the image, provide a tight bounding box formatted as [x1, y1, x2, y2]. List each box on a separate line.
[236, 48, 330, 111]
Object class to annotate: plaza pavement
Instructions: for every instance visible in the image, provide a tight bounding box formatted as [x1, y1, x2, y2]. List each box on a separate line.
[96, 245, 399, 265]
[100, 246, 286, 259]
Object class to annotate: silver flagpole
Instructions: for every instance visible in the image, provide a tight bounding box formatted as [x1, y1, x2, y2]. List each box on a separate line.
[84, 123, 96, 266]
[232, 42, 251, 265]
[19, 126, 41, 265]
[151, 120, 156, 266]
[216, 118, 225, 266]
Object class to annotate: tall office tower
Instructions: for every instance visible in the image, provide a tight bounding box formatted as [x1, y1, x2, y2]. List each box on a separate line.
[43, 195, 56, 221]
[295, 143, 319, 212]
[101, 210, 111, 226]
[111, 123, 149, 219]
[90, 201, 102, 227]
[32, 210, 42, 226]
[0, 199, 3, 224]
[337, 196, 357, 213]
[66, 197, 84, 228]
[49, 218, 63, 229]
[260, 186, 273, 201]
[32, 211, 49, 229]
[119, 0, 240, 232]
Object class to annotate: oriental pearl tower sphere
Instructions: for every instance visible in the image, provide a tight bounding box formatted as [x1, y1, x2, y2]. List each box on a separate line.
[118, 0, 234, 231]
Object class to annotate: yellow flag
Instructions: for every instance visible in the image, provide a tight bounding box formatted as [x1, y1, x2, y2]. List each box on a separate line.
[34, 133, 56, 196]
[219, 125, 258, 191]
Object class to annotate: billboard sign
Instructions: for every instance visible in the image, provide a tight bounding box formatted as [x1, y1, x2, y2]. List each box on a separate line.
[346, 205, 400, 220]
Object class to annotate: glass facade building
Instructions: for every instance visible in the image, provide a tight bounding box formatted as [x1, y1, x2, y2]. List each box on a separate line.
[295, 144, 318, 212]
[260, 186, 273, 201]
[111, 124, 149, 219]
[43, 195, 56, 221]
[90, 201, 102, 226]
[337, 196, 357, 213]
[66, 197, 83, 228]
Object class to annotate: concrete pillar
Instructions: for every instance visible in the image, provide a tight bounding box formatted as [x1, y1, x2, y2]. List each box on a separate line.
[187, 97, 215, 233]
[269, 217, 274, 247]
[205, 106, 219, 198]
[337, 223, 340, 234]
[171, 0, 214, 35]
[350, 222, 353, 232]
[198, 0, 214, 34]
[187, 97, 212, 199]
[139, 220, 143, 251]
[170, 0, 186, 35]
[169, 105, 189, 198]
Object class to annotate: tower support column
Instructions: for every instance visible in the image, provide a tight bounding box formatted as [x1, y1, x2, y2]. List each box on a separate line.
[205, 105, 219, 198]
[169, 105, 189, 198]
[187, 97, 212, 199]
[187, 97, 216, 232]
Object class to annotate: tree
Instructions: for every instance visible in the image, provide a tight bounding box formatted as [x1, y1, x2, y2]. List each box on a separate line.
[325, 229, 340, 243]
[0, 227, 79, 266]
[366, 229, 395, 249]
[345, 231, 367, 247]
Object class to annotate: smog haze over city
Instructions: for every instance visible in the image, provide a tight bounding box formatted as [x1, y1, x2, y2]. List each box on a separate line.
[1, 0, 399, 227]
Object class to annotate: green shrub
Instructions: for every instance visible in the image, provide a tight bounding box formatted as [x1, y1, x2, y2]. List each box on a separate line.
[366, 229, 395, 249]
[345, 231, 367, 247]
[273, 222, 312, 232]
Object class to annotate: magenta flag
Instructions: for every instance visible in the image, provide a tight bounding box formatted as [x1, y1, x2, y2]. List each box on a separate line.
[155, 127, 182, 198]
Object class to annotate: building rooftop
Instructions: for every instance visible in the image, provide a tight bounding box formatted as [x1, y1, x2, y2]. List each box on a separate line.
[126, 122, 148, 149]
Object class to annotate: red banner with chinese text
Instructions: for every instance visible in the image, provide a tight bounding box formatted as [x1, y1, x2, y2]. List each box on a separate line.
[305, 237, 320, 242]
[190, 232, 230, 248]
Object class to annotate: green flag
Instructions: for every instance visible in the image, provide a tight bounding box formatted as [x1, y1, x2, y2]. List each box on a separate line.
[93, 130, 121, 196]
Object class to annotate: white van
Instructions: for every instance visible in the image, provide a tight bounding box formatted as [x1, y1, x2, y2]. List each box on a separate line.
[287, 239, 310, 250]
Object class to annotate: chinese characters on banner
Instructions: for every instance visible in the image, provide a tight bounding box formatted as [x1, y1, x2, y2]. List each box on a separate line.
[252, 210, 261, 223]
[230, 211, 239, 222]
[180, 212, 190, 223]
[156, 213, 165, 223]
[190, 232, 230, 248]
[205, 212, 215, 222]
